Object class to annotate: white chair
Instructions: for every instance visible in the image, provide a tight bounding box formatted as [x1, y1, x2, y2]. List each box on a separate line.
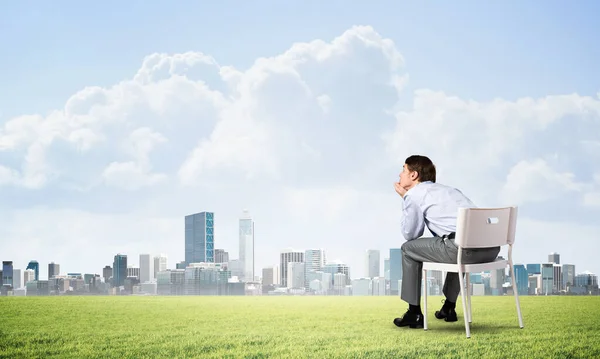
[422, 206, 524, 338]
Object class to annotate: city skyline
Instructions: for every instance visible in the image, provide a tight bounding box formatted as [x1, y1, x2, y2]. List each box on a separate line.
[2, 3, 600, 283]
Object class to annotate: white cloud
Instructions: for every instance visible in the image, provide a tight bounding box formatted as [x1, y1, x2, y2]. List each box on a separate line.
[1, 25, 600, 279]
[500, 159, 586, 205]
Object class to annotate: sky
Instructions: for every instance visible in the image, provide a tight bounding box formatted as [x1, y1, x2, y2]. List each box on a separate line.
[1, 1, 600, 281]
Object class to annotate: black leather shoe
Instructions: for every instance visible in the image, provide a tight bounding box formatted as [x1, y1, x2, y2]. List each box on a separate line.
[393, 310, 424, 329]
[435, 307, 458, 322]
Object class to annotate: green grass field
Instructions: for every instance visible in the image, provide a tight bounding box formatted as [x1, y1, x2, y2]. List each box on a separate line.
[1, 295, 599, 358]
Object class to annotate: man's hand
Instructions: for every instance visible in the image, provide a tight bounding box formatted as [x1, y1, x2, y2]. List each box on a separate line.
[394, 182, 407, 198]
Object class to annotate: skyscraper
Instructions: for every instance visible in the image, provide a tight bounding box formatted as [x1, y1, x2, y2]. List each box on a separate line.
[154, 254, 168, 278]
[103, 266, 112, 282]
[562, 264, 576, 288]
[389, 249, 403, 295]
[280, 249, 304, 287]
[139, 254, 153, 283]
[239, 210, 255, 282]
[513, 264, 528, 295]
[2, 261, 13, 287]
[304, 249, 326, 289]
[26, 260, 39, 281]
[12, 269, 22, 289]
[548, 252, 560, 264]
[113, 254, 127, 287]
[185, 212, 214, 265]
[215, 249, 229, 263]
[48, 262, 60, 279]
[366, 249, 380, 278]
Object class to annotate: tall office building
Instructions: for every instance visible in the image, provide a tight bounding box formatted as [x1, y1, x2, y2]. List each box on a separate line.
[23, 269, 35, 285]
[48, 262, 60, 279]
[304, 249, 326, 289]
[513, 264, 528, 295]
[154, 254, 168, 278]
[541, 263, 554, 295]
[323, 262, 351, 288]
[12, 269, 22, 289]
[366, 250, 380, 278]
[287, 262, 305, 289]
[562, 264, 576, 288]
[389, 249, 403, 295]
[185, 212, 215, 265]
[103, 266, 112, 282]
[239, 210, 255, 282]
[553, 264, 563, 293]
[26, 260, 39, 281]
[548, 252, 560, 264]
[280, 249, 304, 287]
[215, 249, 229, 264]
[113, 254, 127, 287]
[2, 261, 13, 287]
[384, 257, 390, 281]
[139, 254, 153, 283]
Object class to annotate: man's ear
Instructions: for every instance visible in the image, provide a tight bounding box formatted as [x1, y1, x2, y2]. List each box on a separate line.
[410, 171, 419, 181]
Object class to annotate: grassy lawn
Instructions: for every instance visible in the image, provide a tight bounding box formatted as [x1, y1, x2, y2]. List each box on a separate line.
[1, 295, 599, 358]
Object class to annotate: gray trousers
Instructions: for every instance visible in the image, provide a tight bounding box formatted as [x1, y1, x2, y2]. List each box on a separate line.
[400, 237, 500, 306]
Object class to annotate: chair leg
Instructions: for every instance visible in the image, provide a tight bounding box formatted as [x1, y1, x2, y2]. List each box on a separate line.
[458, 270, 470, 338]
[509, 262, 524, 328]
[466, 273, 472, 323]
[423, 269, 428, 331]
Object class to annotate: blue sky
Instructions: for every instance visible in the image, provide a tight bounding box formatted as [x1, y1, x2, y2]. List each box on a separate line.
[3, 1, 600, 118]
[1, 1, 599, 282]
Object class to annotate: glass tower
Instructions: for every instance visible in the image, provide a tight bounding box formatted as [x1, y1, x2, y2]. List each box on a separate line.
[113, 254, 127, 287]
[26, 260, 39, 281]
[185, 212, 214, 266]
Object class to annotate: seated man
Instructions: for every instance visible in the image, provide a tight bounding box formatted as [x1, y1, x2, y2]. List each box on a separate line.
[392, 155, 500, 329]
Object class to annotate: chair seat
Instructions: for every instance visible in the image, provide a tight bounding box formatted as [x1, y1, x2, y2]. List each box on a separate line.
[423, 258, 508, 273]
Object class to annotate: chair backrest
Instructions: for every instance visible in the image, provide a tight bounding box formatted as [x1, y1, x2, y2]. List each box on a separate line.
[454, 206, 518, 248]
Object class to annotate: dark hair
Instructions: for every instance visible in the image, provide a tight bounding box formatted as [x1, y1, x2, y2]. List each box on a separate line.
[405, 155, 436, 183]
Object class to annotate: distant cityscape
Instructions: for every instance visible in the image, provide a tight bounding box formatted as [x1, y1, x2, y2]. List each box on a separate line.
[1, 210, 599, 297]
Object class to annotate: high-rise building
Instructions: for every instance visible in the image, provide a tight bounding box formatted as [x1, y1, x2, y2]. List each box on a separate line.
[113, 254, 127, 287]
[48, 262, 60, 279]
[103, 266, 112, 281]
[127, 266, 140, 279]
[323, 262, 350, 287]
[262, 267, 275, 286]
[562, 264, 576, 288]
[384, 257, 390, 281]
[526, 263, 541, 275]
[23, 269, 35, 285]
[287, 262, 305, 289]
[366, 250, 380, 278]
[553, 264, 563, 293]
[140, 254, 153, 283]
[304, 249, 326, 289]
[548, 252, 560, 264]
[185, 212, 214, 265]
[389, 249, 402, 295]
[2, 261, 13, 287]
[154, 254, 168, 278]
[280, 249, 304, 287]
[215, 249, 229, 263]
[513, 264, 528, 295]
[239, 210, 255, 282]
[541, 263, 554, 295]
[26, 260, 39, 281]
[12, 269, 22, 289]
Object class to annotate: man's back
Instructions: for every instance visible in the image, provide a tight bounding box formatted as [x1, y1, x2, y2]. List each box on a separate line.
[402, 181, 475, 239]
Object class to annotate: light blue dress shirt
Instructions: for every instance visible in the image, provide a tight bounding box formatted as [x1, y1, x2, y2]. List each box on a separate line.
[401, 181, 476, 241]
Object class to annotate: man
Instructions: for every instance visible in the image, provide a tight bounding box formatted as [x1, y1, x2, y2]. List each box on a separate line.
[392, 155, 500, 329]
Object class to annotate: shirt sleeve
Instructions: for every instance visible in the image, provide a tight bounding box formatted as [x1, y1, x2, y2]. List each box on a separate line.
[401, 193, 425, 241]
